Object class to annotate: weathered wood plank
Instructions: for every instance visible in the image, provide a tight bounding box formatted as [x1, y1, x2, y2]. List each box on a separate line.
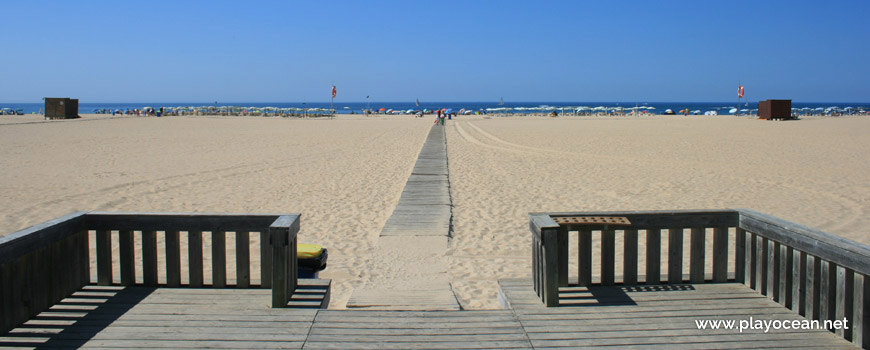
[797, 249, 807, 316]
[836, 267, 853, 339]
[601, 229, 615, 286]
[668, 227, 683, 284]
[119, 230, 135, 286]
[750, 232, 758, 290]
[623, 229, 638, 286]
[236, 231, 250, 288]
[690, 228, 706, 284]
[96, 230, 112, 286]
[212, 231, 226, 288]
[785, 246, 794, 309]
[542, 227, 559, 307]
[736, 228, 746, 284]
[646, 228, 661, 284]
[578, 229, 592, 287]
[811, 255, 822, 321]
[540, 209, 739, 230]
[772, 241, 781, 302]
[142, 230, 158, 286]
[260, 231, 272, 289]
[83, 212, 289, 233]
[557, 226, 568, 287]
[165, 230, 181, 287]
[712, 227, 728, 283]
[188, 231, 203, 288]
[760, 236, 769, 295]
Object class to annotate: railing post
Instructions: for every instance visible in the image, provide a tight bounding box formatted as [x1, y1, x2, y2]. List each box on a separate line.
[269, 215, 300, 308]
[542, 226, 560, 307]
[270, 225, 288, 308]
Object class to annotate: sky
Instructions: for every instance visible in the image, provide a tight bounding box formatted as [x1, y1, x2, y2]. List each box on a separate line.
[1, 1, 868, 103]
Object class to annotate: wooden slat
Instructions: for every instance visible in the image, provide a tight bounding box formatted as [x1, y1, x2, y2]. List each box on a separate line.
[736, 228, 746, 284]
[623, 229, 638, 286]
[532, 236, 540, 297]
[668, 227, 683, 284]
[165, 230, 181, 287]
[578, 229, 592, 287]
[646, 228, 661, 284]
[212, 231, 226, 288]
[859, 273, 869, 348]
[188, 231, 203, 287]
[712, 227, 728, 283]
[96, 230, 112, 286]
[821, 260, 832, 325]
[827, 261, 839, 326]
[119, 230, 135, 286]
[772, 241, 781, 302]
[0, 259, 11, 333]
[760, 237, 769, 295]
[784, 246, 794, 309]
[236, 231, 250, 288]
[142, 230, 158, 286]
[557, 226, 568, 287]
[797, 249, 807, 316]
[601, 229, 615, 286]
[811, 255, 822, 320]
[750, 232, 758, 290]
[260, 231, 272, 289]
[837, 267, 853, 339]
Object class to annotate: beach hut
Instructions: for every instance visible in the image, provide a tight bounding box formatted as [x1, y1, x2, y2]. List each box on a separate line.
[758, 99, 792, 120]
[44, 98, 80, 120]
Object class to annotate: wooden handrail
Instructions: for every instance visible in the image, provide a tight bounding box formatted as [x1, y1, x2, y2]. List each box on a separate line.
[529, 209, 870, 349]
[1, 211, 304, 335]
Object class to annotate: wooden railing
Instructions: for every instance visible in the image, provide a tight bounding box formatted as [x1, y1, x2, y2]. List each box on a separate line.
[530, 209, 870, 348]
[0, 211, 302, 335]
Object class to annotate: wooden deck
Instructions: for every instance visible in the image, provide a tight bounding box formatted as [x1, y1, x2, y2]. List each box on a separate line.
[1, 280, 858, 349]
[498, 278, 858, 349]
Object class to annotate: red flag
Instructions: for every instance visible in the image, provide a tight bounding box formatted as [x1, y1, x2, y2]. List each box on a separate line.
[331, 85, 337, 98]
[738, 85, 744, 98]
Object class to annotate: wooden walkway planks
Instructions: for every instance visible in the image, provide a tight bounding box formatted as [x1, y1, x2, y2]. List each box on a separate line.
[1, 281, 860, 349]
[304, 310, 531, 349]
[0, 283, 325, 349]
[349, 124, 460, 311]
[380, 124, 452, 237]
[345, 289, 460, 311]
[498, 279, 858, 349]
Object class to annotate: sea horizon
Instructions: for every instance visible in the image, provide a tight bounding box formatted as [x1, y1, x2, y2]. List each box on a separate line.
[3, 101, 869, 115]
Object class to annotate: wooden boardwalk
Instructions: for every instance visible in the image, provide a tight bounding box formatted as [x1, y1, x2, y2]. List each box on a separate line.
[348, 124, 459, 310]
[379, 124, 451, 237]
[2, 281, 857, 349]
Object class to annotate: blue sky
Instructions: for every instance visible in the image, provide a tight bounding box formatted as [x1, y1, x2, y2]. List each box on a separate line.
[1, 1, 868, 103]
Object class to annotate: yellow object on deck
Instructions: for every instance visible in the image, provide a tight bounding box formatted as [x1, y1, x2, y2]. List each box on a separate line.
[298, 243, 324, 259]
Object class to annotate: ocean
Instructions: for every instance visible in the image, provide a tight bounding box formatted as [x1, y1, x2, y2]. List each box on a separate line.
[2, 101, 869, 115]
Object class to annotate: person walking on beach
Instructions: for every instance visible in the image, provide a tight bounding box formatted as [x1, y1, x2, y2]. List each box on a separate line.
[435, 109, 441, 125]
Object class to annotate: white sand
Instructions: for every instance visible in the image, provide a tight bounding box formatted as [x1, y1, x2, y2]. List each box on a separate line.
[1, 113, 867, 310]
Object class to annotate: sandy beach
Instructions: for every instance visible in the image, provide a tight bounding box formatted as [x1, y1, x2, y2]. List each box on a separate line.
[1, 113, 867, 309]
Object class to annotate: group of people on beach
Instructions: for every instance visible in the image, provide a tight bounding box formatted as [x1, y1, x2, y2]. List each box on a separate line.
[433, 109, 452, 125]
